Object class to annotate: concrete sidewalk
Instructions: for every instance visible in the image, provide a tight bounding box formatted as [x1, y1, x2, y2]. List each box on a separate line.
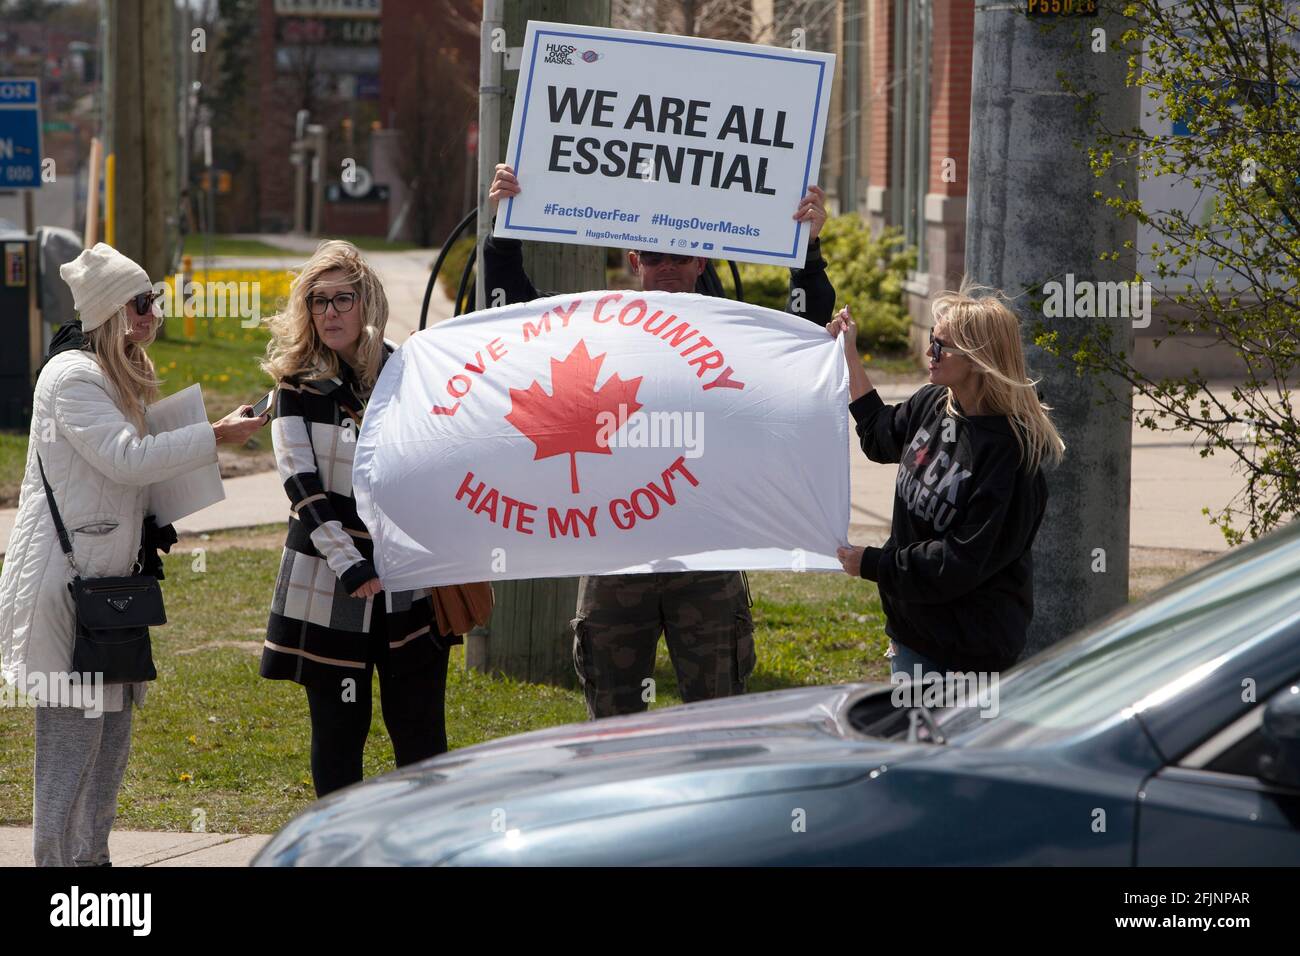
[0, 828, 272, 867]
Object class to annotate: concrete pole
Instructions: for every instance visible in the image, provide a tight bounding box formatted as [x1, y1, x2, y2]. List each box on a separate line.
[308, 124, 327, 237]
[965, 3, 1138, 656]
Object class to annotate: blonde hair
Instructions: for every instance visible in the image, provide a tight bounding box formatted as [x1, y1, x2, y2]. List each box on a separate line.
[931, 282, 1066, 473]
[83, 305, 161, 430]
[261, 240, 389, 390]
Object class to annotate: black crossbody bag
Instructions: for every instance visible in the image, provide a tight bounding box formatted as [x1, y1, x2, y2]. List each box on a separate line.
[37, 455, 164, 682]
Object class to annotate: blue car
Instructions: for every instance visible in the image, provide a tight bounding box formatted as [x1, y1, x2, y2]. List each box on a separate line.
[254, 520, 1300, 866]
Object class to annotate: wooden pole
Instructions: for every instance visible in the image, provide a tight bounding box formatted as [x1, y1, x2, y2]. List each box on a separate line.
[141, 0, 166, 277]
[471, 0, 611, 690]
[111, 0, 143, 262]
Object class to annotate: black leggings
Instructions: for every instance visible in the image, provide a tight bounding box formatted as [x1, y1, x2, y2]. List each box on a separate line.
[303, 645, 450, 798]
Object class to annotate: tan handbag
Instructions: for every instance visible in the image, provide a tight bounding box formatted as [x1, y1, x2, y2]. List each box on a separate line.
[431, 582, 495, 636]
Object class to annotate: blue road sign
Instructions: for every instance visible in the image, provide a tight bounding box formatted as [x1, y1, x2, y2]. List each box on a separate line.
[0, 77, 42, 191]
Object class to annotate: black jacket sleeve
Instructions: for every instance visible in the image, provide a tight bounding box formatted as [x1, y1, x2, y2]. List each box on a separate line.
[481, 230, 543, 306]
[786, 237, 834, 326]
[848, 385, 939, 465]
[866, 442, 1030, 605]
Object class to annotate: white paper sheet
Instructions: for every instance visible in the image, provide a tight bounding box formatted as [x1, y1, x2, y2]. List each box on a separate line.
[145, 384, 225, 526]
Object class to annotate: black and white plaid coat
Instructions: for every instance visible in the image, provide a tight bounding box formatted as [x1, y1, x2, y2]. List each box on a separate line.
[261, 344, 461, 687]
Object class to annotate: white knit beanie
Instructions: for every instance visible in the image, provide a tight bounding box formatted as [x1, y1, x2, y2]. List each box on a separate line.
[58, 242, 154, 332]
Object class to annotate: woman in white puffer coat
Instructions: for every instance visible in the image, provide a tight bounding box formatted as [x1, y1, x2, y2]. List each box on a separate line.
[0, 243, 266, 867]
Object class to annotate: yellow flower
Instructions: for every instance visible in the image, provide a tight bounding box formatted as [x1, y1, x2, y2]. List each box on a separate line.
[187, 734, 198, 745]
[179, 772, 192, 782]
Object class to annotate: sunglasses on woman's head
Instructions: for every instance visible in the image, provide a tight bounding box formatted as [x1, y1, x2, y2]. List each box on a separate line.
[307, 292, 358, 315]
[131, 291, 162, 315]
[637, 252, 694, 266]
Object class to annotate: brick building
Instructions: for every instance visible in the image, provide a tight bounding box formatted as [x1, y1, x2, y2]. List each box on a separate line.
[253, 0, 477, 239]
[817, 0, 975, 354]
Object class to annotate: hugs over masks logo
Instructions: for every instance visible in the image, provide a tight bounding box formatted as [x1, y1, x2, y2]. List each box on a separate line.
[543, 42, 602, 65]
[544, 42, 578, 65]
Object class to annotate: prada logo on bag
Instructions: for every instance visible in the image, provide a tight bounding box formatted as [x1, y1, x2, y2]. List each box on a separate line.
[108, 596, 134, 612]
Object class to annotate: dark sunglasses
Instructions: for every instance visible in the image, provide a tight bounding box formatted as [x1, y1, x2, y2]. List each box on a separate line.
[928, 330, 957, 363]
[132, 291, 162, 315]
[925, 332, 956, 361]
[637, 251, 694, 266]
[307, 292, 358, 315]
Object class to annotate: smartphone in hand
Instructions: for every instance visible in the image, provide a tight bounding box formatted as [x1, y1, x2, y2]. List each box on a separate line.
[245, 390, 273, 419]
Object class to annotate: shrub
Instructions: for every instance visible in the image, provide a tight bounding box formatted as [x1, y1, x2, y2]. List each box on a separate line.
[439, 241, 631, 306]
[437, 235, 478, 304]
[733, 215, 917, 352]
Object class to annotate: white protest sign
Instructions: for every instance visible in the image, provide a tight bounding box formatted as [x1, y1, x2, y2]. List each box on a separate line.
[495, 22, 836, 268]
[353, 291, 850, 590]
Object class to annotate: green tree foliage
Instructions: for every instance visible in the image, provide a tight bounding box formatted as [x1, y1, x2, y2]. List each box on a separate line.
[1043, 1, 1300, 544]
[734, 215, 916, 351]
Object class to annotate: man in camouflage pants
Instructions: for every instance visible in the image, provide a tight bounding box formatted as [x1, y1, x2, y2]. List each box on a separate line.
[483, 164, 834, 718]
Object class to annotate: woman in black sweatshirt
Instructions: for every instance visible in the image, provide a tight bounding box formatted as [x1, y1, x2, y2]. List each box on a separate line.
[831, 287, 1065, 677]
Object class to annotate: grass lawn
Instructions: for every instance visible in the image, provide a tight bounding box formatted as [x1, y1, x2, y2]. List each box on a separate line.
[335, 234, 423, 253]
[181, 236, 290, 258]
[0, 537, 888, 834]
[150, 311, 275, 421]
[183, 234, 423, 257]
[864, 352, 924, 377]
[0, 432, 28, 510]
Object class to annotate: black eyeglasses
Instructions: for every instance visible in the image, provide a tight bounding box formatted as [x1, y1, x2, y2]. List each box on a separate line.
[132, 291, 162, 315]
[637, 252, 694, 266]
[307, 292, 358, 315]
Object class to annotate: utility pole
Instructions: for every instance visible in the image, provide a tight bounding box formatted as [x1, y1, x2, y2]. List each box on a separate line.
[469, 0, 611, 689]
[965, 3, 1138, 656]
[100, 0, 112, 246]
[110, 0, 143, 262]
[109, 0, 179, 279]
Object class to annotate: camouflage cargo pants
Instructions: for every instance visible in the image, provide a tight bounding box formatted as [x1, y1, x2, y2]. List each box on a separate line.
[571, 570, 756, 720]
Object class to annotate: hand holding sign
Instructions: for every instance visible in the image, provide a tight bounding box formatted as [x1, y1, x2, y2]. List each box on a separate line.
[837, 546, 865, 577]
[489, 164, 522, 216]
[795, 185, 827, 242]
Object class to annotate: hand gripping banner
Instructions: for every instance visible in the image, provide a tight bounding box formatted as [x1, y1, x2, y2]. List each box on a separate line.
[354, 291, 850, 590]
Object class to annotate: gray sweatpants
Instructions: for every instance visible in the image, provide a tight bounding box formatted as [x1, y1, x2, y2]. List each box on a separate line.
[32, 686, 134, 867]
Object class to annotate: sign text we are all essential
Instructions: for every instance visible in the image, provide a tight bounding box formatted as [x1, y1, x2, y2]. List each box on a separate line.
[544, 86, 797, 196]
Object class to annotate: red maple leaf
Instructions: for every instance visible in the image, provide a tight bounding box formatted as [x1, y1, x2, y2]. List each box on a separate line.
[504, 339, 643, 494]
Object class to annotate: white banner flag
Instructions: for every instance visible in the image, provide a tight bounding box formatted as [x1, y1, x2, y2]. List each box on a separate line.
[354, 291, 849, 590]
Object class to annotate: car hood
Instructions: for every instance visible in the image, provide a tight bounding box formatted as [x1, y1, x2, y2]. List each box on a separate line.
[256, 683, 913, 865]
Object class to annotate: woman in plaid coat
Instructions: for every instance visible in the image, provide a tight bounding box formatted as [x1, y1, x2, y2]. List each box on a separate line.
[260, 240, 461, 797]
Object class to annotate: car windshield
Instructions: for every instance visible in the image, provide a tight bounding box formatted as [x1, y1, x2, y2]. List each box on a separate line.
[934, 520, 1300, 746]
